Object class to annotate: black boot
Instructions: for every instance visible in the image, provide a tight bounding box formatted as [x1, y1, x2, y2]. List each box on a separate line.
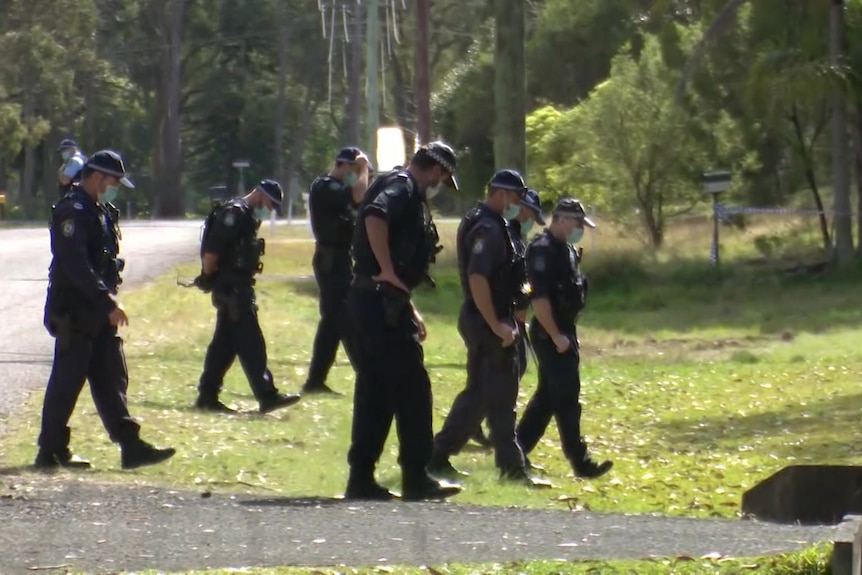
[34, 447, 91, 470]
[426, 451, 469, 479]
[573, 456, 613, 479]
[344, 469, 396, 501]
[259, 391, 301, 414]
[195, 395, 237, 414]
[301, 382, 342, 396]
[121, 439, 176, 470]
[402, 472, 462, 502]
[500, 465, 554, 489]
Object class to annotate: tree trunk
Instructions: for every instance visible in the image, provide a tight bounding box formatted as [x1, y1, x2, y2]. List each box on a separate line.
[285, 90, 322, 216]
[346, 2, 363, 145]
[274, 3, 291, 192]
[790, 105, 832, 253]
[21, 89, 35, 220]
[414, 0, 431, 144]
[156, 0, 188, 218]
[493, 0, 526, 174]
[854, 104, 862, 257]
[830, 0, 854, 265]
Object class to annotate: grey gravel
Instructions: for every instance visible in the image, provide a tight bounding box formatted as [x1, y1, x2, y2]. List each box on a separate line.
[0, 480, 837, 574]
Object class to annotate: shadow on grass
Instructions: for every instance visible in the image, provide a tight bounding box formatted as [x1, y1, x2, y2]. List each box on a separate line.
[655, 391, 862, 463]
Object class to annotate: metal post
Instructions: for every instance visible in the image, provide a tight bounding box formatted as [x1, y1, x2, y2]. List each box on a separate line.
[366, 0, 379, 160]
[711, 194, 720, 267]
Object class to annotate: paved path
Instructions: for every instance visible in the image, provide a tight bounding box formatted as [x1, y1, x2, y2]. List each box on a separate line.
[0, 480, 837, 574]
[0, 221, 204, 430]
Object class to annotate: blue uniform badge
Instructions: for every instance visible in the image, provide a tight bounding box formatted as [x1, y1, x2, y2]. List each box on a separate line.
[472, 239, 485, 255]
[224, 212, 235, 227]
[61, 219, 75, 237]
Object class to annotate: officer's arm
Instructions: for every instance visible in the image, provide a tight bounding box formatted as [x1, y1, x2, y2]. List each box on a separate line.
[467, 225, 504, 330]
[52, 207, 117, 316]
[363, 186, 409, 276]
[58, 157, 83, 185]
[527, 245, 563, 339]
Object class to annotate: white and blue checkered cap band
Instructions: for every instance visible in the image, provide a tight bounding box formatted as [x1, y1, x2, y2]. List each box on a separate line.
[425, 148, 454, 173]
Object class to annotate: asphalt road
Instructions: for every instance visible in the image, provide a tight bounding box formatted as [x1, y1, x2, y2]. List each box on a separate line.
[0, 220, 206, 433]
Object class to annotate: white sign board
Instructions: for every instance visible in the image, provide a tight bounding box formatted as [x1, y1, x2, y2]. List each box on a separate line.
[232, 160, 250, 168]
[376, 126, 406, 172]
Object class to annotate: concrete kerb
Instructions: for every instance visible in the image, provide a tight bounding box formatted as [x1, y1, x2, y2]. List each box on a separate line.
[831, 514, 862, 575]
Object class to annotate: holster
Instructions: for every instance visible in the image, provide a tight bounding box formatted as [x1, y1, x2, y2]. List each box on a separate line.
[380, 283, 411, 327]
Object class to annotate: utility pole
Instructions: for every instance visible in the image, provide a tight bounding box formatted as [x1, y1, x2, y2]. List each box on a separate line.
[346, 2, 364, 144]
[830, 0, 853, 265]
[414, 0, 432, 144]
[493, 0, 527, 175]
[366, 0, 380, 160]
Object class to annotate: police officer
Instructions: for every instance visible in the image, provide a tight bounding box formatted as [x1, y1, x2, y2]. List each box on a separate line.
[427, 169, 551, 488]
[302, 147, 372, 395]
[345, 141, 461, 502]
[36, 150, 176, 470]
[515, 197, 613, 479]
[470, 188, 546, 449]
[57, 138, 87, 198]
[193, 179, 301, 414]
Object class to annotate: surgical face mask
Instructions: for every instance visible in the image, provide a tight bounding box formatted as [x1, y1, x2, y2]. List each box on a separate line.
[101, 184, 119, 205]
[425, 183, 441, 200]
[568, 226, 585, 245]
[503, 204, 521, 220]
[255, 206, 272, 220]
[61, 150, 72, 161]
[520, 218, 535, 235]
[343, 171, 357, 187]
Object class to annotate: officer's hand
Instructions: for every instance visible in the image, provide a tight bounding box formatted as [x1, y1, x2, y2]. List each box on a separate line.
[109, 306, 129, 327]
[414, 311, 427, 342]
[373, 270, 409, 294]
[553, 333, 571, 353]
[495, 322, 517, 348]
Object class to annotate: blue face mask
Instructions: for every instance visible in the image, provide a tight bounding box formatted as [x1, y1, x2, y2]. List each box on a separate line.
[255, 207, 271, 220]
[568, 227, 585, 245]
[520, 218, 534, 235]
[343, 171, 357, 187]
[101, 184, 119, 205]
[503, 204, 521, 220]
[61, 150, 72, 161]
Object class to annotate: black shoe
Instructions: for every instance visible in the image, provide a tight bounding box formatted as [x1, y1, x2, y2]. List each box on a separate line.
[344, 480, 396, 501]
[426, 454, 469, 479]
[574, 458, 613, 479]
[301, 383, 342, 396]
[402, 474, 462, 502]
[121, 440, 176, 470]
[500, 466, 554, 489]
[34, 448, 91, 470]
[259, 392, 301, 414]
[195, 395, 238, 414]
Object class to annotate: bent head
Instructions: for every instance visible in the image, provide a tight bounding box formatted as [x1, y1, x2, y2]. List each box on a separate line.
[549, 197, 595, 244]
[485, 169, 527, 217]
[81, 150, 135, 204]
[331, 146, 371, 186]
[408, 141, 458, 200]
[250, 179, 284, 211]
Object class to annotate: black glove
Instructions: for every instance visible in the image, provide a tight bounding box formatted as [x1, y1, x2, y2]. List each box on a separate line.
[194, 272, 215, 293]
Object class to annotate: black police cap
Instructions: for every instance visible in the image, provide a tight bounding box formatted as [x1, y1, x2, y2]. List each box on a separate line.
[487, 169, 527, 197]
[57, 138, 78, 151]
[520, 188, 546, 225]
[414, 140, 459, 191]
[335, 146, 362, 163]
[85, 150, 135, 188]
[257, 179, 284, 205]
[553, 197, 595, 228]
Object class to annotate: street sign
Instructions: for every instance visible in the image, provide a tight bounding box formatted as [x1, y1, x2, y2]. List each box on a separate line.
[232, 160, 250, 168]
[701, 170, 732, 194]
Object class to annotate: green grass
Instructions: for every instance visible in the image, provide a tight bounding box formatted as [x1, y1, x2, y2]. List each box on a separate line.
[0, 220, 858, 574]
[123, 541, 833, 574]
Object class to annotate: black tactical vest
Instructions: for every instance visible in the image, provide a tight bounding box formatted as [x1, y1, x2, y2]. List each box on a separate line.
[457, 203, 519, 318]
[309, 175, 355, 247]
[527, 231, 587, 331]
[201, 199, 265, 280]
